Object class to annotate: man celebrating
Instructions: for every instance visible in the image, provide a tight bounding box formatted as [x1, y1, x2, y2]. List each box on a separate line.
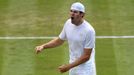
[36, 2, 96, 75]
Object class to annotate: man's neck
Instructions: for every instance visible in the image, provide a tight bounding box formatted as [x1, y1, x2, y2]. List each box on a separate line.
[74, 19, 84, 26]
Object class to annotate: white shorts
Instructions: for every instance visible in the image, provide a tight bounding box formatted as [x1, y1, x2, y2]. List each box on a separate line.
[69, 65, 96, 75]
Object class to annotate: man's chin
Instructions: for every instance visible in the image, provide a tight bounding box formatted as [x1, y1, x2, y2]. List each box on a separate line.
[71, 19, 74, 23]
[71, 21, 74, 24]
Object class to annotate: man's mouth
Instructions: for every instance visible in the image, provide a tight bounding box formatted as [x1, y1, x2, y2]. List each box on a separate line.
[71, 17, 74, 20]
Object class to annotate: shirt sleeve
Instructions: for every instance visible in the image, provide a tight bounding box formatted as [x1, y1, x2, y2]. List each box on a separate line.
[59, 25, 67, 40]
[84, 29, 95, 49]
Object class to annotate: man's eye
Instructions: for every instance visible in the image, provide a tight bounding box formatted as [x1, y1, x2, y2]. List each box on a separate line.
[70, 10, 78, 13]
[73, 11, 77, 13]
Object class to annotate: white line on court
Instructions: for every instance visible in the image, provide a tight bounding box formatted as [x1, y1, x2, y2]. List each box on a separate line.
[96, 36, 134, 39]
[0, 36, 57, 39]
[0, 36, 134, 39]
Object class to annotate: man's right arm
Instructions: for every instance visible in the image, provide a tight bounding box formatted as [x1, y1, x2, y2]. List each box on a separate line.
[35, 37, 64, 54]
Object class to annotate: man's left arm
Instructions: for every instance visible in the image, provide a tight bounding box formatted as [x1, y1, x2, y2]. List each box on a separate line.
[58, 48, 92, 73]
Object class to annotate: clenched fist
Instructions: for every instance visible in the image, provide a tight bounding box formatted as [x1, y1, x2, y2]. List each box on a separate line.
[58, 64, 71, 73]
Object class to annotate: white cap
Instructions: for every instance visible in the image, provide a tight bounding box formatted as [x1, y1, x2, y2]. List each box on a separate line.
[71, 2, 85, 13]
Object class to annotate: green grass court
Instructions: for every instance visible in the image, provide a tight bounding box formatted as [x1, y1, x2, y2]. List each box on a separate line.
[0, 0, 134, 75]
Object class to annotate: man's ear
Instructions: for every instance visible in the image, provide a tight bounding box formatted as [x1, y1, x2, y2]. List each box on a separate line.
[81, 13, 85, 18]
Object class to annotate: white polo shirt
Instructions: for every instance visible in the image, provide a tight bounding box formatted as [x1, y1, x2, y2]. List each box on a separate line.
[59, 19, 96, 75]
